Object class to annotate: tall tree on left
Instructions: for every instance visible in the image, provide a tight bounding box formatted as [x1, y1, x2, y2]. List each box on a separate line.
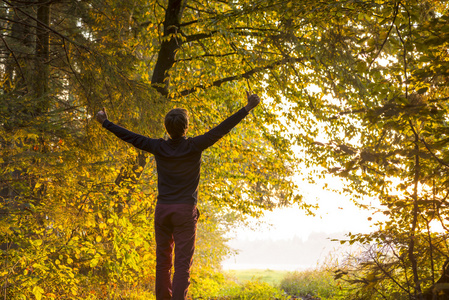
[0, 1, 163, 298]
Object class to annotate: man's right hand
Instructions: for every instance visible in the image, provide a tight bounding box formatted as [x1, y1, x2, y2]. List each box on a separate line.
[96, 107, 108, 124]
[245, 91, 261, 112]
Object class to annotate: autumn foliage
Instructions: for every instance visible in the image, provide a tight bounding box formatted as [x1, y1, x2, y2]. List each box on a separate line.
[1, 0, 449, 299]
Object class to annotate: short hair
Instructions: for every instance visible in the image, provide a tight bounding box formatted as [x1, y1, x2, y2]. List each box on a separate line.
[164, 108, 189, 138]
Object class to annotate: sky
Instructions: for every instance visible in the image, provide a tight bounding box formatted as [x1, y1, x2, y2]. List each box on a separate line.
[231, 176, 380, 241]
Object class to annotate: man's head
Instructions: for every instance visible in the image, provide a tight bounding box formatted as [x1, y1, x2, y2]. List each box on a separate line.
[164, 108, 189, 139]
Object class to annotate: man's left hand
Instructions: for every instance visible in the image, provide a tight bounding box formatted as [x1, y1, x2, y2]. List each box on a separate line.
[96, 108, 108, 124]
[245, 91, 261, 112]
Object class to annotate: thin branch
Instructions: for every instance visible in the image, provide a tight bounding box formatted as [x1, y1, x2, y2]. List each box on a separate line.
[2, 0, 90, 52]
[182, 26, 282, 43]
[368, 2, 399, 69]
[176, 56, 304, 97]
[178, 19, 200, 27]
[407, 118, 424, 299]
[428, 96, 449, 103]
[185, 4, 216, 15]
[424, 213, 436, 285]
[232, 26, 281, 33]
[409, 122, 449, 168]
[389, 244, 412, 293]
[183, 31, 217, 43]
[436, 206, 449, 233]
[62, 39, 92, 108]
[175, 51, 237, 62]
[328, 108, 367, 119]
[0, 34, 27, 89]
[0, 15, 40, 30]
[372, 245, 410, 294]
[395, 24, 408, 97]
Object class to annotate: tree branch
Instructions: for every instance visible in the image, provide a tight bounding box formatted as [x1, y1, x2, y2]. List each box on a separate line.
[0, 34, 27, 90]
[182, 27, 281, 43]
[368, 2, 399, 69]
[176, 56, 304, 97]
[183, 31, 217, 43]
[408, 118, 424, 299]
[175, 51, 237, 62]
[406, 103, 449, 168]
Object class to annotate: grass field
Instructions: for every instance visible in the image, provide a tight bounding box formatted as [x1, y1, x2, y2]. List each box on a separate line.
[225, 269, 290, 286]
[223, 268, 346, 300]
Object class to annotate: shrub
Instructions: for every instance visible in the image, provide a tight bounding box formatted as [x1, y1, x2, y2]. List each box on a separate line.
[279, 269, 344, 300]
[218, 279, 287, 300]
[189, 271, 228, 299]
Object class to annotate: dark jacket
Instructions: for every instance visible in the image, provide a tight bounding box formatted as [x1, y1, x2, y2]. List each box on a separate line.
[103, 107, 249, 204]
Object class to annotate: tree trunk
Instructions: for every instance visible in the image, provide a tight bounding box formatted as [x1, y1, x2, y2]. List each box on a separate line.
[409, 133, 423, 299]
[114, 0, 186, 187]
[3, 0, 34, 94]
[423, 260, 449, 300]
[34, 0, 50, 113]
[151, 0, 186, 96]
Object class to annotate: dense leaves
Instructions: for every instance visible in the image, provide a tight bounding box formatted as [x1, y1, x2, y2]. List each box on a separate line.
[0, 0, 299, 298]
[2, 0, 449, 299]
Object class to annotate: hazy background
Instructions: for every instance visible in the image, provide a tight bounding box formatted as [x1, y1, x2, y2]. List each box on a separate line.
[222, 179, 379, 271]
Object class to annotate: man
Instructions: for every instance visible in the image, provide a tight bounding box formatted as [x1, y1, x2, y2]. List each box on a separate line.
[96, 91, 260, 299]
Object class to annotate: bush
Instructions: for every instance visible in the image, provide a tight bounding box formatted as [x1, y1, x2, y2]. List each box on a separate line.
[189, 271, 228, 299]
[218, 279, 287, 300]
[279, 269, 345, 300]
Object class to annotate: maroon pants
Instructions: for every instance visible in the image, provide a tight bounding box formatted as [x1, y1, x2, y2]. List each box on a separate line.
[154, 203, 199, 300]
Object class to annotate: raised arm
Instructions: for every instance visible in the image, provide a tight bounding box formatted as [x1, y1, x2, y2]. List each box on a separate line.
[95, 108, 157, 153]
[193, 91, 261, 150]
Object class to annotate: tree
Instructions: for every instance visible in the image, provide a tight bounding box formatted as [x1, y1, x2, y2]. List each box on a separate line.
[293, 1, 449, 299]
[0, 0, 302, 298]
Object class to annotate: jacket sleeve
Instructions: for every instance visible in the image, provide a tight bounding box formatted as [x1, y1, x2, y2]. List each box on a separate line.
[102, 120, 158, 153]
[192, 107, 249, 151]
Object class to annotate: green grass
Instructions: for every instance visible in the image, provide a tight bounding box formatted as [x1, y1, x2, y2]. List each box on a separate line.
[279, 269, 349, 300]
[225, 269, 290, 286]
[223, 268, 350, 300]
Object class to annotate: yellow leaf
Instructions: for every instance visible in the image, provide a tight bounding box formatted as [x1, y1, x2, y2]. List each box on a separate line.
[71, 287, 78, 296]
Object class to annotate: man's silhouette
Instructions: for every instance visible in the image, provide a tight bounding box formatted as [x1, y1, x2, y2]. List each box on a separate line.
[96, 91, 260, 299]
